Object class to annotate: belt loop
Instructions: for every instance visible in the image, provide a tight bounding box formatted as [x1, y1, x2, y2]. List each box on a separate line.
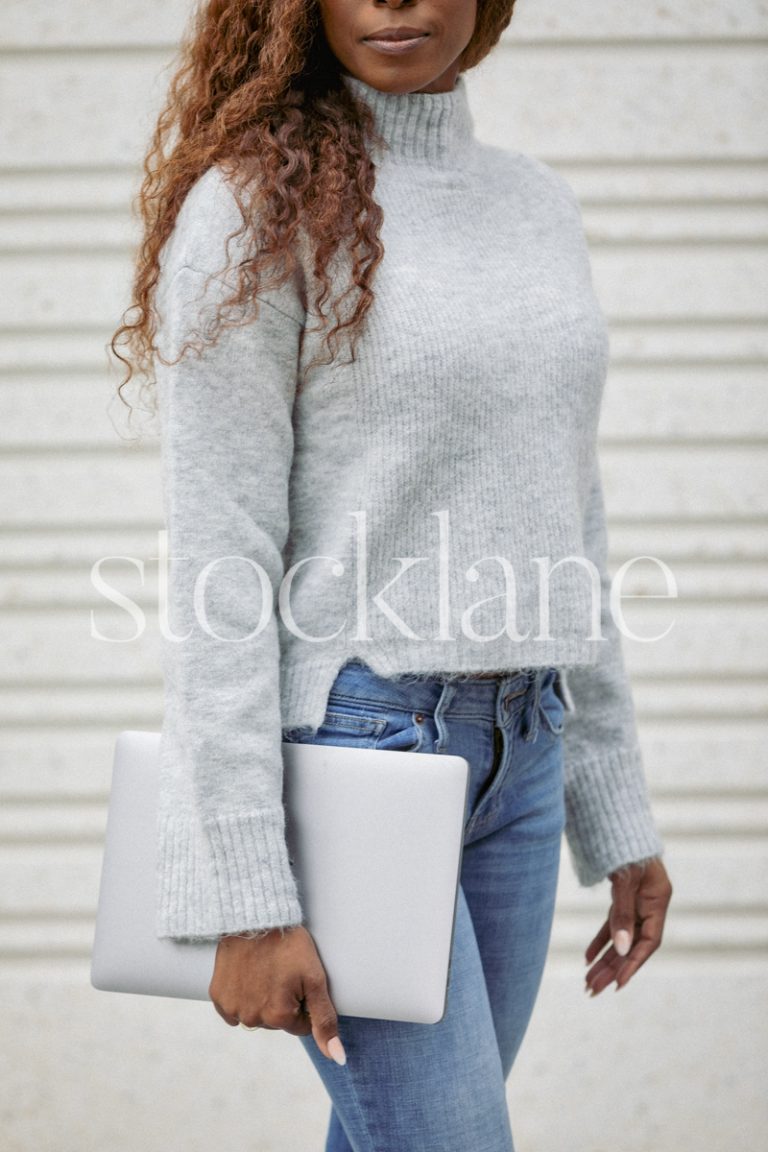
[523, 669, 543, 743]
[433, 680, 456, 753]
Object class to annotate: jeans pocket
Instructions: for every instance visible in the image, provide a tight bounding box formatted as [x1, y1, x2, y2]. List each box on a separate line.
[282, 706, 387, 748]
[373, 707, 426, 753]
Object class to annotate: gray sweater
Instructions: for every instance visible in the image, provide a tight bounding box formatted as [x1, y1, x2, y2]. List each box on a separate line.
[154, 72, 664, 941]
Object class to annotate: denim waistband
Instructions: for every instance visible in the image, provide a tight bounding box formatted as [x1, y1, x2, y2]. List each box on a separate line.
[330, 658, 560, 734]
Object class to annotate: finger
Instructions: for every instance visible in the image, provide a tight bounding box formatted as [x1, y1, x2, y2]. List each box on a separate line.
[211, 1000, 240, 1027]
[584, 918, 611, 964]
[614, 941, 656, 989]
[609, 873, 641, 958]
[304, 976, 346, 1066]
[587, 910, 663, 995]
[613, 914, 665, 989]
[271, 999, 314, 1038]
[585, 946, 623, 996]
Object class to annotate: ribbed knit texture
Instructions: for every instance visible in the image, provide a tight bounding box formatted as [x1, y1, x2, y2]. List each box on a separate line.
[153, 72, 664, 940]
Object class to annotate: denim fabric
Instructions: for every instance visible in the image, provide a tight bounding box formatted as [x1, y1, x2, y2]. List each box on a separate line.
[282, 658, 566, 1152]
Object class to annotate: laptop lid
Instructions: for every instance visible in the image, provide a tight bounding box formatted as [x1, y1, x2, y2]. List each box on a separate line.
[91, 730, 470, 1024]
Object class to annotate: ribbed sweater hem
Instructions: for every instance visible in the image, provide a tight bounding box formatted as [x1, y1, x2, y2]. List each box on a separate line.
[155, 809, 304, 941]
[563, 744, 665, 886]
[279, 637, 602, 733]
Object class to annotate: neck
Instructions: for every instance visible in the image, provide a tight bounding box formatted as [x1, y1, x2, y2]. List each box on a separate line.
[340, 72, 477, 168]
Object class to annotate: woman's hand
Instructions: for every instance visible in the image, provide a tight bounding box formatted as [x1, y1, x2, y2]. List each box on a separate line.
[584, 856, 673, 996]
[209, 924, 347, 1065]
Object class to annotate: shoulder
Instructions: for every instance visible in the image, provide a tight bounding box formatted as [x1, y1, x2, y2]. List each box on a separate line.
[158, 164, 305, 325]
[476, 143, 583, 221]
[159, 164, 254, 280]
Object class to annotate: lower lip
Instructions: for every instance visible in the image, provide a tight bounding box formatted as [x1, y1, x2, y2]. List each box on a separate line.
[363, 35, 430, 56]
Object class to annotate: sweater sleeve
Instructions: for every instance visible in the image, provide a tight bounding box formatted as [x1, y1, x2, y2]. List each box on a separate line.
[560, 449, 665, 886]
[152, 172, 305, 940]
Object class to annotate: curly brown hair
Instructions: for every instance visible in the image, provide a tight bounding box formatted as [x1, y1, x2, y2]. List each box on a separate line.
[109, 0, 517, 425]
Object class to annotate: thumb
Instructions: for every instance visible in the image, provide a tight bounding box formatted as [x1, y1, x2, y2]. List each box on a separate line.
[609, 868, 639, 958]
[304, 976, 346, 1066]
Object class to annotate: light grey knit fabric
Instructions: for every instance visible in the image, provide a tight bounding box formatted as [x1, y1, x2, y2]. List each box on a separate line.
[153, 72, 664, 941]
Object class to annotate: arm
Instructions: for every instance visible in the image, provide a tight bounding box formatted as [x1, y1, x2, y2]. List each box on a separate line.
[538, 159, 672, 983]
[561, 448, 665, 886]
[153, 169, 305, 940]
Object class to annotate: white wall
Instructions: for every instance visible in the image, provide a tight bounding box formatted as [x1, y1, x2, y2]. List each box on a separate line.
[1, 2, 766, 1148]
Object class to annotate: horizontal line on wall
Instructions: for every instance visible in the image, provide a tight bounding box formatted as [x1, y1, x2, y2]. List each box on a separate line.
[0, 521, 161, 533]
[2, 37, 768, 57]
[2, 200, 768, 220]
[653, 790, 768, 804]
[4, 436, 768, 457]
[9, 832, 758, 849]
[607, 359, 768, 369]
[3, 788, 767, 808]
[539, 155, 768, 169]
[0, 911, 96, 922]
[0, 607, 764, 624]
[626, 558, 768, 569]
[586, 197, 768, 208]
[0, 365, 108, 378]
[0, 795, 109, 808]
[0, 445, 156, 457]
[0, 719, 162, 732]
[4, 596, 768, 614]
[5, 236, 768, 256]
[1, 672, 768, 690]
[1, 901, 764, 922]
[610, 515, 768, 529]
[0, 246, 132, 258]
[0, 164, 138, 178]
[614, 316, 768, 328]
[564, 904, 768, 919]
[0, 365, 119, 377]
[592, 237, 768, 250]
[0, 516, 765, 537]
[0, 678, 162, 691]
[4, 359, 765, 376]
[2, 318, 765, 336]
[636, 709, 768, 723]
[0, 206, 134, 218]
[611, 670, 768, 684]
[0, 941, 763, 964]
[0, 835, 108, 847]
[14, 714, 760, 730]
[0, 324, 112, 337]
[546, 941, 768, 959]
[3, 158, 768, 180]
[28, 560, 762, 573]
[498, 37, 768, 51]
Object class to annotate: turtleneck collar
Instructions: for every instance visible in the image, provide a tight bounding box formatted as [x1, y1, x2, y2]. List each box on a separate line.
[340, 72, 477, 168]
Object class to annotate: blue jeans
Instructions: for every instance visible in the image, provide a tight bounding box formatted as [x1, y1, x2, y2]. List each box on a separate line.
[283, 659, 567, 1152]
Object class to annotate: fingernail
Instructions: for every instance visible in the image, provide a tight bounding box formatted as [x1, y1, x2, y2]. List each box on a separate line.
[328, 1036, 347, 1066]
[614, 929, 631, 956]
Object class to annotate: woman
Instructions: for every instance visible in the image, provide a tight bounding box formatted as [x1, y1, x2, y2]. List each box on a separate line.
[111, 0, 673, 1148]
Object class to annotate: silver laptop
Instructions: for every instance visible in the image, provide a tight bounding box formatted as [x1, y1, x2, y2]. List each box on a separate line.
[91, 730, 470, 1024]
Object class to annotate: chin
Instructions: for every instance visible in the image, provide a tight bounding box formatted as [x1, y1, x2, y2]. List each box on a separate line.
[351, 68, 437, 96]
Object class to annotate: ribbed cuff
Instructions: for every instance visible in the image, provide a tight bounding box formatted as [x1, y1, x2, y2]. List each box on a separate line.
[563, 744, 665, 887]
[156, 808, 304, 940]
